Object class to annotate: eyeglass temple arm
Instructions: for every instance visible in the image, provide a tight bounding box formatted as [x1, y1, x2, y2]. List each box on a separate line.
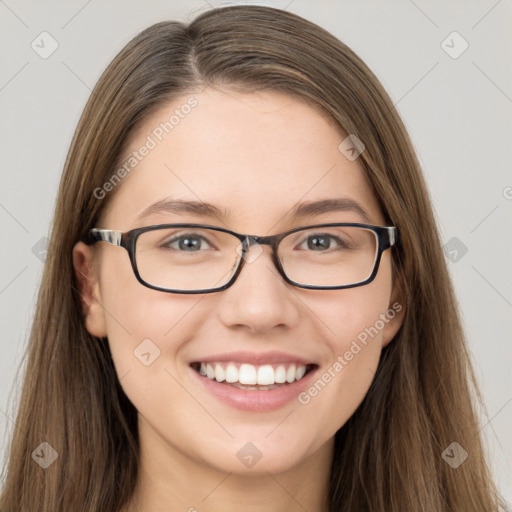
[86, 228, 123, 246]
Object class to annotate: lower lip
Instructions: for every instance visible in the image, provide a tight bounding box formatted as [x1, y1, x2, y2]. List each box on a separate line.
[190, 366, 318, 412]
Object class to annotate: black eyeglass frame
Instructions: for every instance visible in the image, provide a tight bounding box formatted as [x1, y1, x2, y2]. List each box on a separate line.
[85, 223, 398, 294]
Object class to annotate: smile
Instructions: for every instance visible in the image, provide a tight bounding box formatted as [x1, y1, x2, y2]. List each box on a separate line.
[190, 362, 315, 389]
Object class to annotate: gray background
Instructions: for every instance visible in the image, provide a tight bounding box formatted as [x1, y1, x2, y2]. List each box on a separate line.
[1, 0, 511, 504]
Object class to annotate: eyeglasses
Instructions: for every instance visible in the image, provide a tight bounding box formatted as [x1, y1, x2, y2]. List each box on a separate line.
[85, 223, 398, 294]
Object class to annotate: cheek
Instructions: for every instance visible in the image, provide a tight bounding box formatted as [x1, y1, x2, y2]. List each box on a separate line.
[96, 253, 201, 386]
[99, 279, 209, 441]
[298, 261, 394, 430]
[316, 256, 393, 355]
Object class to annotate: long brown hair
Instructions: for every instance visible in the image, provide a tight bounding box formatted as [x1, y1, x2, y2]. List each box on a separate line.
[1, 6, 508, 511]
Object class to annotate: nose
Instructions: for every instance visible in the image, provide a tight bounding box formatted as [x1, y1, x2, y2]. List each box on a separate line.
[216, 241, 301, 335]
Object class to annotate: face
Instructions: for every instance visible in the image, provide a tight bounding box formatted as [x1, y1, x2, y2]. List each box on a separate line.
[73, 87, 404, 477]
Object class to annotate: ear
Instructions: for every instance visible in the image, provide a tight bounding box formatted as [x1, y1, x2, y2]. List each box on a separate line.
[382, 272, 406, 348]
[72, 241, 108, 338]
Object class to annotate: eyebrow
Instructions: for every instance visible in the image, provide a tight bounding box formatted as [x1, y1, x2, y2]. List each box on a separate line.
[137, 197, 372, 224]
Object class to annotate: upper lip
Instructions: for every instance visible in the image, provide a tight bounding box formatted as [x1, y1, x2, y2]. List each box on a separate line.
[189, 350, 316, 366]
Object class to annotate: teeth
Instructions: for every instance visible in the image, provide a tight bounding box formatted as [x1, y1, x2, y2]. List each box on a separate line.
[239, 364, 257, 385]
[215, 364, 225, 382]
[257, 365, 274, 385]
[274, 365, 287, 383]
[286, 364, 296, 383]
[295, 365, 306, 380]
[225, 363, 238, 383]
[195, 362, 309, 386]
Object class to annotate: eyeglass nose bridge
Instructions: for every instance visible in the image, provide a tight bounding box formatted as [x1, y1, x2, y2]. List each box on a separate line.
[235, 233, 288, 282]
[239, 233, 284, 257]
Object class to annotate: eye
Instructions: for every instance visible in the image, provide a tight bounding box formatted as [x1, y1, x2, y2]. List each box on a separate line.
[297, 233, 351, 251]
[163, 233, 213, 252]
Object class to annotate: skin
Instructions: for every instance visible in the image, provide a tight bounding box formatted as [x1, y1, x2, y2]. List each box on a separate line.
[73, 87, 405, 512]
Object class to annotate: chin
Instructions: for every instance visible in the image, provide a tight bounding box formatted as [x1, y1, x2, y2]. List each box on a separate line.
[196, 433, 317, 476]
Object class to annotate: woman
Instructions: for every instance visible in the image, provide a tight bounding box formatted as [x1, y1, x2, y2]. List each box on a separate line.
[0, 5, 507, 511]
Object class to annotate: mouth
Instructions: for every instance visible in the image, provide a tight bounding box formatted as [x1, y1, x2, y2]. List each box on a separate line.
[189, 361, 318, 391]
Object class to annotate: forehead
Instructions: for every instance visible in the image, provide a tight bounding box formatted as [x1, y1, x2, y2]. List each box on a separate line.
[100, 87, 385, 231]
